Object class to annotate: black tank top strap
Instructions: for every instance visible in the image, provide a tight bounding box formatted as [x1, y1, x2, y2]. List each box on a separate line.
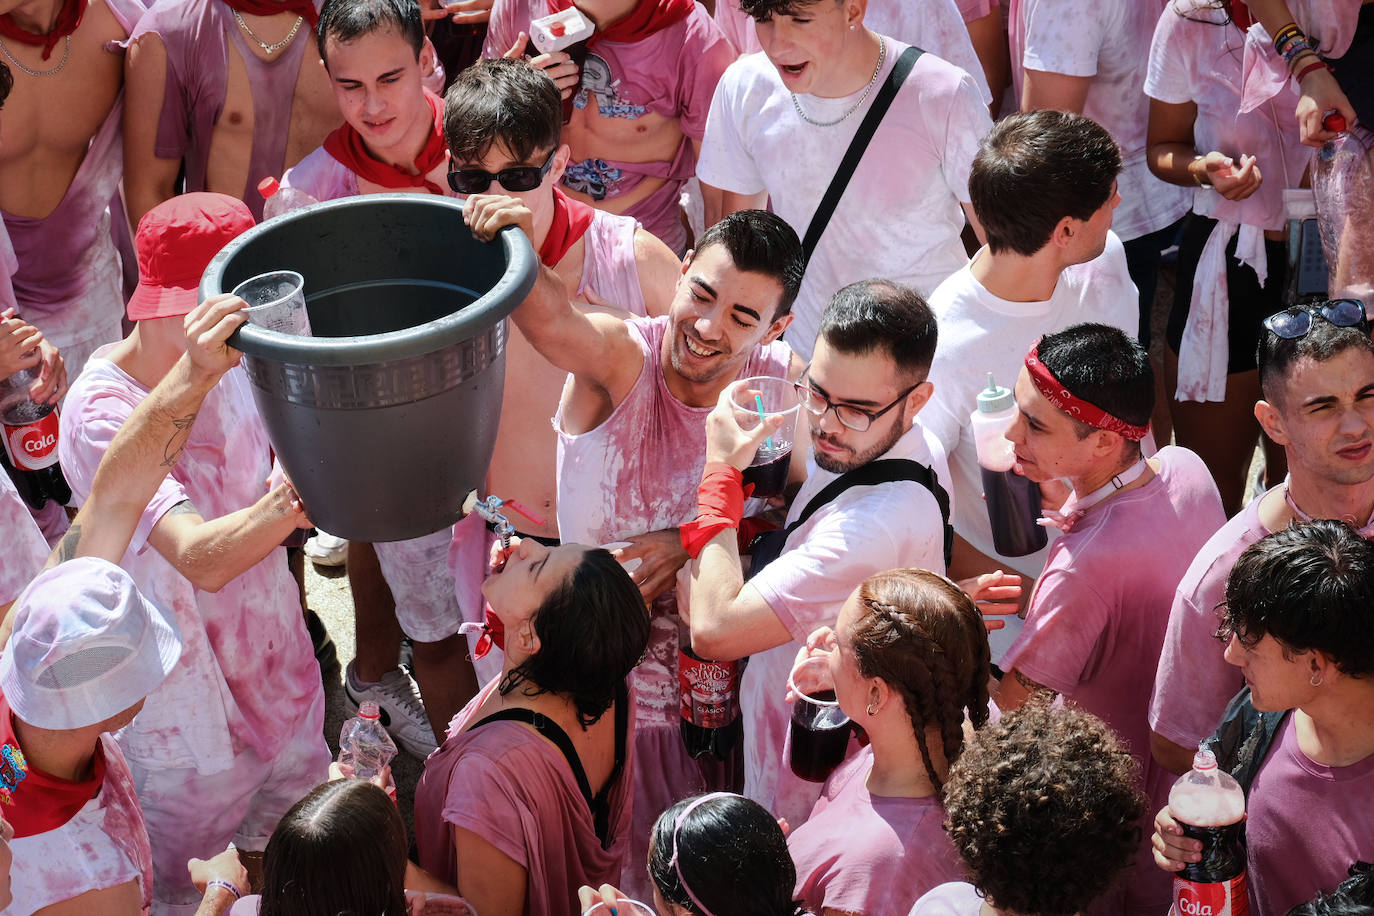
[469, 680, 629, 849]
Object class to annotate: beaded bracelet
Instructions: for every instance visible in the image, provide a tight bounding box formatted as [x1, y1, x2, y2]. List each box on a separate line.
[1281, 35, 1321, 68]
[206, 879, 243, 901]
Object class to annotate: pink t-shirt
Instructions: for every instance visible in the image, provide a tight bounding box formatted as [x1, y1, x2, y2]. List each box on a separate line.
[58, 352, 323, 775]
[788, 746, 963, 916]
[1148, 493, 1269, 752]
[1002, 447, 1226, 916]
[555, 315, 790, 899]
[2, 0, 145, 371]
[1244, 714, 1374, 916]
[7, 734, 154, 916]
[1010, 0, 1190, 241]
[909, 881, 985, 916]
[413, 680, 635, 916]
[0, 470, 49, 606]
[711, 0, 993, 104]
[483, 0, 735, 253]
[132, 0, 328, 222]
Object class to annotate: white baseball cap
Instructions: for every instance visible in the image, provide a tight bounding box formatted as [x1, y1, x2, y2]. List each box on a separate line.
[0, 558, 182, 730]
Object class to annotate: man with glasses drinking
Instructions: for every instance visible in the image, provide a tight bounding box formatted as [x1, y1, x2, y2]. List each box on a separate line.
[1149, 299, 1374, 777]
[681, 278, 959, 829]
[440, 58, 680, 685]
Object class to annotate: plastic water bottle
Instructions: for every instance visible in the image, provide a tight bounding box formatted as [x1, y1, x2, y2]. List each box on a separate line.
[1168, 745, 1249, 916]
[258, 176, 319, 220]
[1312, 120, 1374, 300]
[971, 373, 1046, 557]
[338, 701, 397, 780]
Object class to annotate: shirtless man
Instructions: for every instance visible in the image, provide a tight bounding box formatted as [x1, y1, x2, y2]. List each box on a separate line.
[482, 0, 736, 254]
[123, 0, 340, 222]
[0, 0, 142, 376]
[442, 58, 679, 683]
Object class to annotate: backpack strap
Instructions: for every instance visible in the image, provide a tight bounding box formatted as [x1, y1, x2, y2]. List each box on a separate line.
[469, 680, 629, 849]
[784, 458, 953, 568]
[1207, 684, 1290, 793]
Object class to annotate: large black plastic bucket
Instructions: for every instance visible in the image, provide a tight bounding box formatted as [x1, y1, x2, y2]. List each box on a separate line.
[199, 193, 537, 542]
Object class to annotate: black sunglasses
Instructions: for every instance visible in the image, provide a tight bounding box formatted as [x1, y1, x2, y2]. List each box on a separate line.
[1263, 299, 1368, 339]
[447, 149, 556, 195]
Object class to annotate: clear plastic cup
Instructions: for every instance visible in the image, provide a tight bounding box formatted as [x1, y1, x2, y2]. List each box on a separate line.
[582, 900, 656, 916]
[231, 269, 312, 336]
[728, 376, 800, 499]
[787, 655, 851, 783]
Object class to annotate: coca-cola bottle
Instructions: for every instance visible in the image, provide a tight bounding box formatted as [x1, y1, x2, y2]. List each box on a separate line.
[0, 363, 70, 510]
[1169, 745, 1250, 916]
[678, 622, 743, 760]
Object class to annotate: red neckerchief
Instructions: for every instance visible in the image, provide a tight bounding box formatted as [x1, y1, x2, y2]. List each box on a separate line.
[546, 0, 693, 45]
[1228, 0, 1253, 30]
[221, 0, 319, 30]
[539, 188, 595, 267]
[323, 89, 447, 194]
[0, 0, 87, 60]
[0, 695, 107, 839]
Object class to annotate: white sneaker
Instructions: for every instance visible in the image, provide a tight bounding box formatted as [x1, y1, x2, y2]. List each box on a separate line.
[343, 661, 437, 758]
[304, 531, 348, 567]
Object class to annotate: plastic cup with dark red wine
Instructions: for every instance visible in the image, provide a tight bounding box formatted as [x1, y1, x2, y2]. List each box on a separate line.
[787, 656, 851, 783]
[728, 376, 800, 500]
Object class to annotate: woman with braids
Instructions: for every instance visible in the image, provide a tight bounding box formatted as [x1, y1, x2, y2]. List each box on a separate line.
[911, 703, 1147, 916]
[413, 537, 651, 916]
[784, 569, 992, 916]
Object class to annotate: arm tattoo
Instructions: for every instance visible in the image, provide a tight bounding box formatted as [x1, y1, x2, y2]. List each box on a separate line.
[161, 413, 197, 467]
[1013, 668, 1056, 699]
[166, 500, 200, 518]
[43, 522, 84, 569]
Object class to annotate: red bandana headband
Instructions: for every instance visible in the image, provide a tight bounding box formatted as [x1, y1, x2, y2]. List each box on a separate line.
[1024, 342, 1149, 441]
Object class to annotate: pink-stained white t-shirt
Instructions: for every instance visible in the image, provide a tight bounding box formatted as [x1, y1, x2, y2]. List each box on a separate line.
[698, 43, 991, 361]
[0, 471, 49, 606]
[555, 315, 790, 899]
[922, 235, 1139, 599]
[483, 0, 735, 254]
[788, 746, 963, 916]
[1010, 0, 1190, 241]
[745, 422, 950, 829]
[2, 0, 145, 375]
[711, 0, 993, 104]
[58, 352, 323, 775]
[1002, 447, 1226, 916]
[1243, 714, 1374, 916]
[1148, 493, 1269, 751]
[909, 881, 985, 916]
[7, 734, 153, 916]
[413, 680, 635, 916]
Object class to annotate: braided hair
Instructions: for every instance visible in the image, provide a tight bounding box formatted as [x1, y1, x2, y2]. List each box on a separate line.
[849, 569, 992, 793]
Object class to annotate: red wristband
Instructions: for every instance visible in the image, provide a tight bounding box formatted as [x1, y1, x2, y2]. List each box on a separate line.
[679, 462, 750, 559]
[1295, 58, 1330, 82]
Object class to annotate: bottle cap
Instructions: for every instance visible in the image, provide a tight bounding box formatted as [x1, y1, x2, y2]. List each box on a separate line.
[551, 20, 565, 35]
[976, 373, 1015, 414]
[358, 700, 381, 719]
[1192, 743, 1219, 772]
[257, 176, 280, 199]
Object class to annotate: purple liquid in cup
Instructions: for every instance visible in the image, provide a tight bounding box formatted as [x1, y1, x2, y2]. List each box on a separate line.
[789, 689, 851, 783]
[743, 447, 791, 499]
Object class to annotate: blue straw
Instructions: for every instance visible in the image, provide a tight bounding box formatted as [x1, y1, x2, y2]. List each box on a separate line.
[754, 393, 774, 450]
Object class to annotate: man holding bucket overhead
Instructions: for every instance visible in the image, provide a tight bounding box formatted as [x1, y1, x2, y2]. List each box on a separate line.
[58, 193, 329, 916]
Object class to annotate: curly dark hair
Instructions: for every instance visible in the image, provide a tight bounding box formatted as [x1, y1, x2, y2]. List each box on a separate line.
[501, 548, 651, 727]
[943, 704, 1146, 916]
[648, 794, 807, 916]
[850, 569, 991, 793]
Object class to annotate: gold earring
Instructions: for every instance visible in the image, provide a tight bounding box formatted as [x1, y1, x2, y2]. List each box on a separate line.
[867, 702, 879, 716]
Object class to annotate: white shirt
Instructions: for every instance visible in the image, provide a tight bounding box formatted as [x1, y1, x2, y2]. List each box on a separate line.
[1012, 0, 1190, 240]
[922, 233, 1137, 657]
[698, 43, 992, 361]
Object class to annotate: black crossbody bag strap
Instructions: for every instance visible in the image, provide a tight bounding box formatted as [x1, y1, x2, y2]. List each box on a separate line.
[784, 457, 953, 567]
[469, 680, 629, 849]
[800, 44, 925, 266]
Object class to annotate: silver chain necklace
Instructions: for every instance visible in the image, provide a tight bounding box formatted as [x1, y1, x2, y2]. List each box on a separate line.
[232, 9, 303, 55]
[790, 38, 886, 128]
[0, 33, 71, 77]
